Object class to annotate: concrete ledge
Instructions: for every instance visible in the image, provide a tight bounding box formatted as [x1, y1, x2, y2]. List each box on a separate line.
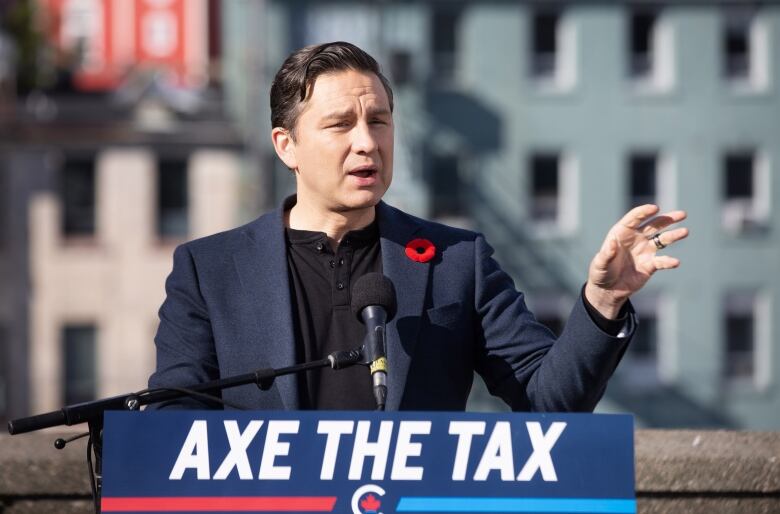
[0, 431, 91, 497]
[1, 500, 94, 514]
[637, 497, 779, 514]
[1, 429, 779, 513]
[0, 429, 93, 514]
[635, 429, 780, 514]
[636, 429, 780, 493]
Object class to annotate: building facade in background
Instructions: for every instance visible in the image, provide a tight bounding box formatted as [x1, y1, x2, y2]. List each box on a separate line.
[27, 147, 241, 413]
[0, 0, 245, 423]
[40, 0, 211, 90]
[222, 0, 780, 429]
[1, 0, 778, 430]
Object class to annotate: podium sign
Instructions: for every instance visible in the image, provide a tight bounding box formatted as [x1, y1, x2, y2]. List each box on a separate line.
[102, 411, 634, 513]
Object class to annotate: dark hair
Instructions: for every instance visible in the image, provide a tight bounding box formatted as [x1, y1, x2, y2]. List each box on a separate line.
[270, 41, 394, 138]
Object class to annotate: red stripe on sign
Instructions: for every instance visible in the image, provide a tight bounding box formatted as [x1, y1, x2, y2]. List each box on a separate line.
[101, 496, 337, 512]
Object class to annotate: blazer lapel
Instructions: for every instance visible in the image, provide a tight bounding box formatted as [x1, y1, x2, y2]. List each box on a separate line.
[377, 202, 431, 410]
[232, 206, 299, 410]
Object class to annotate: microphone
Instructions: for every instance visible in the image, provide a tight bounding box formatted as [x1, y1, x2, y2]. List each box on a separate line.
[351, 273, 397, 410]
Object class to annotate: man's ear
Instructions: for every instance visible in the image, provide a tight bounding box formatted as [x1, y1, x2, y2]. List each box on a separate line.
[271, 127, 298, 171]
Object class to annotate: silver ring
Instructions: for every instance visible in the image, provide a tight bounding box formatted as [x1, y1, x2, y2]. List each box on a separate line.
[652, 233, 666, 250]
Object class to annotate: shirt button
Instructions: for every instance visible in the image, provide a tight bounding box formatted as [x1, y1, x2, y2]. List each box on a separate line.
[329, 260, 335, 268]
[336, 282, 345, 290]
[338, 258, 345, 266]
[315, 242, 324, 252]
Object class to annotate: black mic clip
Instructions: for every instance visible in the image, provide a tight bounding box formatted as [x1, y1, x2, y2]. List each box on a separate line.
[328, 348, 363, 369]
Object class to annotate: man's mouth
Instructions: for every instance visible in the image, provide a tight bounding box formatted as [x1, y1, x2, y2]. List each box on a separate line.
[348, 166, 378, 178]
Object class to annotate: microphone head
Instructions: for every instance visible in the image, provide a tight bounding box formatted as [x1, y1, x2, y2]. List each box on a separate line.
[351, 273, 397, 322]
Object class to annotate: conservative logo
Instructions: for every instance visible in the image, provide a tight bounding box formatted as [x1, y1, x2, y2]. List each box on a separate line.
[352, 484, 385, 514]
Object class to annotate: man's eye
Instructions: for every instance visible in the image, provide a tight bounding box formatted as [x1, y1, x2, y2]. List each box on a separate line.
[328, 122, 349, 128]
[370, 119, 388, 125]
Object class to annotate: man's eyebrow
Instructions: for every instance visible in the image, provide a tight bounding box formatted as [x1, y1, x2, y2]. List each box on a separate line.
[320, 109, 355, 121]
[366, 107, 391, 117]
[320, 107, 391, 121]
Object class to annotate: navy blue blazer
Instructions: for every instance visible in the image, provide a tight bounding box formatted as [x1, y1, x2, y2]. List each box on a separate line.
[149, 201, 633, 411]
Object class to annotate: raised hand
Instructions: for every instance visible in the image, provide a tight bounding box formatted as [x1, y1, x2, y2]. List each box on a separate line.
[584, 204, 689, 319]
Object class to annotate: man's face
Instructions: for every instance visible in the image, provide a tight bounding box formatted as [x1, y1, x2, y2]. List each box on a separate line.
[274, 69, 394, 214]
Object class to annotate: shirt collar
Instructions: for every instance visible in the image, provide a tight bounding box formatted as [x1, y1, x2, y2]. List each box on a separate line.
[282, 195, 379, 248]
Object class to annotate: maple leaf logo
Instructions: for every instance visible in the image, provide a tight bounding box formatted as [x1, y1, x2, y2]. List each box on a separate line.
[360, 493, 381, 513]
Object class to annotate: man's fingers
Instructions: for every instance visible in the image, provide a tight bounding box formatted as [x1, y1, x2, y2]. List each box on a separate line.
[654, 255, 681, 270]
[640, 210, 688, 236]
[619, 204, 660, 230]
[651, 227, 690, 249]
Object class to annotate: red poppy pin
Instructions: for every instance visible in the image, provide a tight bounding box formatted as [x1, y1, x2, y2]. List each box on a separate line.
[405, 238, 436, 263]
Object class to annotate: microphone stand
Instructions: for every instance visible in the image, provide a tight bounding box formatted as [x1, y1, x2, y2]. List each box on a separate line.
[6, 347, 363, 514]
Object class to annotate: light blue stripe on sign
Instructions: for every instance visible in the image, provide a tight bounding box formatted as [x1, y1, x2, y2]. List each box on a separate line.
[395, 497, 636, 513]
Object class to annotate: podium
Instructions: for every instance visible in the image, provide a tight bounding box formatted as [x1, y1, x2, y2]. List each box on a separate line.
[101, 411, 635, 513]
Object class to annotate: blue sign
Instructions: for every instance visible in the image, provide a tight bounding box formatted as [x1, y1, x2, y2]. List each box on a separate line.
[102, 411, 634, 513]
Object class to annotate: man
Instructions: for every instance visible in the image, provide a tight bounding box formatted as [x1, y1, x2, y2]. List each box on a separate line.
[149, 42, 688, 411]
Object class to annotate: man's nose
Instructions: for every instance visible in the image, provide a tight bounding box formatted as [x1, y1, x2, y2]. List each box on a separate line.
[351, 121, 379, 154]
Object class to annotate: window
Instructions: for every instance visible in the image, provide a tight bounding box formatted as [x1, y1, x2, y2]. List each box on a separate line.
[530, 153, 559, 223]
[531, 8, 560, 78]
[628, 6, 674, 92]
[431, 9, 460, 81]
[627, 151, 676, 211]
[722, 6, 768, 91]
[61, 155, 96, 236]
[389, 49, 413, 86]
[59, 0, 104, 72]
[723, 293, 757, 382]
[723, 7, 752, 79]
[63, 325, 96, 405]
[530, 5, 576, 91]
[631, 310, 657, 361]
[157, 157, 189, 238]
[722, 291, 772, 389]
[722, 150, 770, 234]
[629, 8, 657, 78]
[629, 153, 657, 208]
[621, 293, 661, 388]
[430, 154, 465, 219]
[528, 151, 578, 233]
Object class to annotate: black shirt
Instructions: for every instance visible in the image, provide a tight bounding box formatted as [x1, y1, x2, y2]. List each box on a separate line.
[285, 221, 381, 410]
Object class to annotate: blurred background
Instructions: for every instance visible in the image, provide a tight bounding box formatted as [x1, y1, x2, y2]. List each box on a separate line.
[0, 0, 778, 430]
